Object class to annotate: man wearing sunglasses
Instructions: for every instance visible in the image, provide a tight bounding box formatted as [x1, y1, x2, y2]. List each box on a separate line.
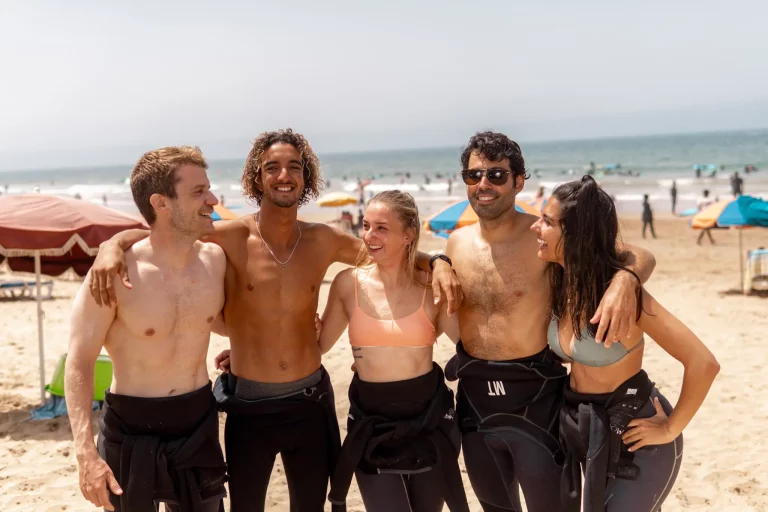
[441, 131, 656, 512]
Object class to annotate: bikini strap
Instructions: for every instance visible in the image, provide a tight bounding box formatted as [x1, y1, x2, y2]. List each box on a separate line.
[353, 269, 359, 306]
[626, 337, 645, 354]
[421, 273, 430, 306]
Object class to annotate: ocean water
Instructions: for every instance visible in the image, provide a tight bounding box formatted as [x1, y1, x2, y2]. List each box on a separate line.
[1, 129, 766, 218]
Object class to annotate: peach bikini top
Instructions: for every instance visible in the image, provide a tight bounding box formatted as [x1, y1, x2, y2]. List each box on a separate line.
[348, 269, 437, 348]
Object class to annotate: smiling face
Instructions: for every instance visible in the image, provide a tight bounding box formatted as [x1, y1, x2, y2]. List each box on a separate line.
[165, 163, 218, 237]
[259, 143, 304, 208]
[530, 196, 564, 264]
[465, 151, 524, 221]
[362, 202, 414, 266]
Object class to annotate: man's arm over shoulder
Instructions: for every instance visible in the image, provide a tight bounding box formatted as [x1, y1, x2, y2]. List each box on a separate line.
[202, 219, 249, 256]
[321, 222, 364, 266]
[592, 242, 657, 346]
[619, 242, 656, 284]
[65, 272, 117, 460]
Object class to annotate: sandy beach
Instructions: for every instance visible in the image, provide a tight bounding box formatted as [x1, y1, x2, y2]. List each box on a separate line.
[1, 212, 767, 511]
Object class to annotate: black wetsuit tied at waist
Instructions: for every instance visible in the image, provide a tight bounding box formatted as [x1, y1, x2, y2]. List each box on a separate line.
[328, 363, 470, 512]
[445, 341, 568, 459]
[97, 382, 227, 512]
[213, 366, 341, 474]
[559, 369, 654, 512]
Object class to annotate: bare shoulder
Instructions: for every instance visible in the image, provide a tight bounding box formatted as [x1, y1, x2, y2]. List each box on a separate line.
[332, 267, 356, 294]
[196, 240, 226, 264]
[516, 212, 539, 230]
[450, 224, 476, 243]
[302, 221, 344, 245]
[125, 238, 150, 265]
[203, 218, 250, 250]
[446, 224, 476, 259]
[302, 220, 360, 261]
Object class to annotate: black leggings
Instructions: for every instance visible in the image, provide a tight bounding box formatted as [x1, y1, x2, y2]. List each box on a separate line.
[601, 390, 683, 511]
[356, 469, 445, 512]
[225, 405, 334, 512]
[462, 428, 563, 512]
[133, 500, 222, 512]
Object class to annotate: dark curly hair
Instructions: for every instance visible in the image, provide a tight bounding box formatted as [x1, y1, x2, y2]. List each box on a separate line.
[242, 128, 323, 207]
[460, 131, 530, 180]
[548, 175, 642, 339]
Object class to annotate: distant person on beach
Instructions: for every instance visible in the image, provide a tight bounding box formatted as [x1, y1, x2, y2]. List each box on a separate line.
[642, 194, 656, 239]
[670, 180, 677, 214]
[531, 175, 719, 511]
[730, 172, 744, 197]
[530, 185, 546, 210]
[219, 194, 226, 206]
[319, 191, 470, 512]
[356, 208, 364, 236]
[696, 189, 716, 245]
[87, 129, 461, 511]
[442, 131, 656, 512]
[66, 146, 228, 511]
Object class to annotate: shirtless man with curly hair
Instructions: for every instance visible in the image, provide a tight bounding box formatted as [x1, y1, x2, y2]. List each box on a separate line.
[87, 129, 462, 511]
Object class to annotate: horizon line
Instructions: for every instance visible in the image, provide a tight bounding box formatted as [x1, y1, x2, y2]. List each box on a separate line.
[1, 125, 767, 174]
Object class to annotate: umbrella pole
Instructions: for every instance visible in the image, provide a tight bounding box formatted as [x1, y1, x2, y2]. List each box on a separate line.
[35, 251, 46, 405]
[739, 230, 745, 294]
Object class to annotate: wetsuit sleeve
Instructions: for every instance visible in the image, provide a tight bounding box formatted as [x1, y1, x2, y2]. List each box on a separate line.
[66, 271, 118, 460]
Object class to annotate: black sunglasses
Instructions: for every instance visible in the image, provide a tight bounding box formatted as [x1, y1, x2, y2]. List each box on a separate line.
[461, 168, 511, 186]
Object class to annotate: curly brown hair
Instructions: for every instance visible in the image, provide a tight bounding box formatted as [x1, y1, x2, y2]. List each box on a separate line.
[242, 128, 323, 207]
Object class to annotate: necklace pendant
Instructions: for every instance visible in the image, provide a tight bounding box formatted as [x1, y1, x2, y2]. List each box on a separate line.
[281, 264, 285, 271]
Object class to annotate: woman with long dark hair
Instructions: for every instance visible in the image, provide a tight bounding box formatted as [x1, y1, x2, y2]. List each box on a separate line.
[531, 175, 720, 512]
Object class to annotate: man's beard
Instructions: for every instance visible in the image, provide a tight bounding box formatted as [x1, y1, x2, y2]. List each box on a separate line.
[265, 189, 300, 208]
[469, 196, 513, 221]
[170, 208, 206, 237]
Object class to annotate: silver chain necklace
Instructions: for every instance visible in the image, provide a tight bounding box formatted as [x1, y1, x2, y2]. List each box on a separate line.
[254, 215, 302, 271]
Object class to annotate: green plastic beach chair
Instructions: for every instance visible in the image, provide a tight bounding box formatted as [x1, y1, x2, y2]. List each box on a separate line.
[46, 353, 113, 402]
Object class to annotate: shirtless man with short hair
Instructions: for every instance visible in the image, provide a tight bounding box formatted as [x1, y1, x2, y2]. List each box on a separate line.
[88, 128, 461, 511]
[66, 146, 228, 511]
[443, 131, 656, 512]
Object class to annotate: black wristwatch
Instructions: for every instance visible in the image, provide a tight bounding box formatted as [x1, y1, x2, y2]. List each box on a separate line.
[429, 254, 452, 270]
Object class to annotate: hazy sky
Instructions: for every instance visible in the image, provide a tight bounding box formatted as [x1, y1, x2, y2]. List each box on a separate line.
[1, 1, 767, 170]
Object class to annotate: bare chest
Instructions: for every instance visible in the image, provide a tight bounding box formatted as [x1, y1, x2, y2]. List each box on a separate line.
[227, 239, 327, 313]
[116, 264, 224, 340]
[456, 239, 548, 315]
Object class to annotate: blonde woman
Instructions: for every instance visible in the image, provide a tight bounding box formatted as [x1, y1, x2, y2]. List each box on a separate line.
[320, 191, 469, 512]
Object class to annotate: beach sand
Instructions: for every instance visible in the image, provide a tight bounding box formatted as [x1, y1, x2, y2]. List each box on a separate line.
[1, 213, 768, 511]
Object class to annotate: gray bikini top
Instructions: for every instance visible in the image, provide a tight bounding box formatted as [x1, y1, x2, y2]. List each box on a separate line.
[547, 316, 644, 367]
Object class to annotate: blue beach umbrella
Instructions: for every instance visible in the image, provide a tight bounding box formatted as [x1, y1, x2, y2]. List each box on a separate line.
[691, 195, 768, 290]
[424, 199, 540, 238]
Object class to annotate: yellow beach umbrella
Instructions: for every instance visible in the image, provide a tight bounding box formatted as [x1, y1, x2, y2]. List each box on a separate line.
[317, 192, 358, 207]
